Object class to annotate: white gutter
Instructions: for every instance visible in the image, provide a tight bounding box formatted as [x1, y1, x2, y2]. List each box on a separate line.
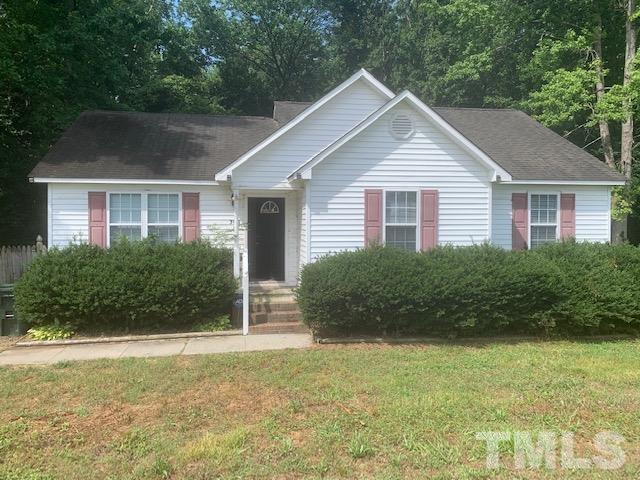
[502, 180, 626, 186]
[31, 177, 218, 185]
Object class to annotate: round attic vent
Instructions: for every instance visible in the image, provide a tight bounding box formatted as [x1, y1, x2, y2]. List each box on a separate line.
[389, 113, 414, 139]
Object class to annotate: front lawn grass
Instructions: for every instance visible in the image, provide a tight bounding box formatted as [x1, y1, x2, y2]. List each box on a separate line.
[0, 340, 639, 479]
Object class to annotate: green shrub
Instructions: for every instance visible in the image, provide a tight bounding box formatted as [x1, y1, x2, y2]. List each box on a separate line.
[193, 314, 231, 332]
[296, 243, 640, 337]
[534, 241, 640, 333]
[14, 239, 237, 331]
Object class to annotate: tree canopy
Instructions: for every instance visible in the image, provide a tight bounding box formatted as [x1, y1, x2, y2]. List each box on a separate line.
[1, 0, 638, 244]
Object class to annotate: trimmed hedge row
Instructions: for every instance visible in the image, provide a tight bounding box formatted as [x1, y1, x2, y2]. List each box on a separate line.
[14, 239, 236, 330]
[296, 242, 640, 336]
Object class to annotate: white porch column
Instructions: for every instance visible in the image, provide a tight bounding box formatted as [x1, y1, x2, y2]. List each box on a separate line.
[232, 189, 240, 279]
[242, 232, 250, 336]
[234, 190, 249, 335]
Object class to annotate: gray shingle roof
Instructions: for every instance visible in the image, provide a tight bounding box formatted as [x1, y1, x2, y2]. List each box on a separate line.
[433, 107, 624, 182]
[29, 111, 279, 181]
[272, 101, 311, 125]
[31, 105, 624, 183]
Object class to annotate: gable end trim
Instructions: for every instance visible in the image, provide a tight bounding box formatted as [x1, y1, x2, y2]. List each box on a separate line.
[289, 91, 513, 182]
[214, 69, 394, 182]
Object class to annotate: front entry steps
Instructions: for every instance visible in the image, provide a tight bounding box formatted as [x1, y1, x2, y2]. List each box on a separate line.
[248, 286, 309, 334]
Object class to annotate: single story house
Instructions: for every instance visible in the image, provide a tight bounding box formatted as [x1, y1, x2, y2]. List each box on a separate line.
[30, 69, 625, 332]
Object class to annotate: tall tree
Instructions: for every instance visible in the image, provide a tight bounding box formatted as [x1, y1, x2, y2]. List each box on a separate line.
[187, 0, 332, 114]
[522, 0, 639, 186]
[621, 0, 638, 178]
[321, 0, 393, 81]
[593, 11, 617, 168]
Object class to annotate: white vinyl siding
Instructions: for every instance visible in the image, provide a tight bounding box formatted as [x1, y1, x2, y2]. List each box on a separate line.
[491, 184, 611, 249]
[308, 104, 493, 259]
[49, 185, 90, 246]
[232, 81, 389, 189]
[48, 183, 235, 248]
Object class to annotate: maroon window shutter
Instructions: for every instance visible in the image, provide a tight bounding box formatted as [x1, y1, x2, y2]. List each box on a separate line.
[88, 192, 106, 247]
[420, 190, 438, 250]
[560, 193, 576, 239]
[512, 193, 528, 250]
[182, 193, 200, 242]
[364, 189, 382, 246]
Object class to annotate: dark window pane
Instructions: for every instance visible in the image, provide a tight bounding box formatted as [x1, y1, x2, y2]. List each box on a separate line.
[148, 226, 179, 243]
[531, 226, 556, 248]
[386, 226, 416, 251]
[110, 226, 141, 243]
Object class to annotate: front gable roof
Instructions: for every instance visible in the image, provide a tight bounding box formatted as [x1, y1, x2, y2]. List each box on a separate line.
[289, 91, 513, 182]
[213, 69, 394, 181]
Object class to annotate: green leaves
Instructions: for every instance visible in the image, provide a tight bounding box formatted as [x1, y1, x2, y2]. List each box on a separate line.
[13, 239, 237, 331]
[525, 68, 596, 127]
[297, 243, 640, 337]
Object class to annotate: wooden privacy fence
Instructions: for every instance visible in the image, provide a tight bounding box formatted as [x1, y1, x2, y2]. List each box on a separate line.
[0, 236, 47, 284]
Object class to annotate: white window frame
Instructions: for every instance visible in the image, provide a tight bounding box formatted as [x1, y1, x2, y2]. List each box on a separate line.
[147, 193, 181, 242]
[528, 191, 560, 249]
[107, 191, 182, 247]
[107, 193, 143, 245]
[382, 189, 420, 252]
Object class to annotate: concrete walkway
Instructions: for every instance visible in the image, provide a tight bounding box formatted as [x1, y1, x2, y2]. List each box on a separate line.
[0, 333, 313, 366]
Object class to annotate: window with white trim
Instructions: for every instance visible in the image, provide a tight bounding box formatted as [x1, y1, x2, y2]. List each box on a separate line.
[530, 194, 558, 249]
[148, 194, 179, 242]
[109, 193, 142, 243]
[385, 191, 417, 251]
[109, 193, 180, 244]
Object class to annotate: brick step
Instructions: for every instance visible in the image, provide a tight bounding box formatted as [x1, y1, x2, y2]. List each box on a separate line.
[250, 285, 295, 295]
[250, 294, 297, 304]
[250, 302, 300, 313]
[250, 310, 302, 325]
[249, 322, 309, 334]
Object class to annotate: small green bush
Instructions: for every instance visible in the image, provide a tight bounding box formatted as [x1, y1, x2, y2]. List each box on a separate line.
[193, 315, 231, 332]
[296, 243, 640, 337]
[14, 239, 237, 331]
[27, 324, 75, 341]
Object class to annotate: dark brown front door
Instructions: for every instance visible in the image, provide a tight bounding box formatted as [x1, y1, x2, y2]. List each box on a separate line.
[248, 197, 285, 281]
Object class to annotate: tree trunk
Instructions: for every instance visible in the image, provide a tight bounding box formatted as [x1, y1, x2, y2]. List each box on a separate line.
[621, 0, 637, 179]
[594, 13, 617, 169]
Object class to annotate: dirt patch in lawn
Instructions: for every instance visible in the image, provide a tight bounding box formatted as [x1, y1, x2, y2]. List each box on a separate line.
[1, 375, 282, 457]
[0, 335, 18, 352]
